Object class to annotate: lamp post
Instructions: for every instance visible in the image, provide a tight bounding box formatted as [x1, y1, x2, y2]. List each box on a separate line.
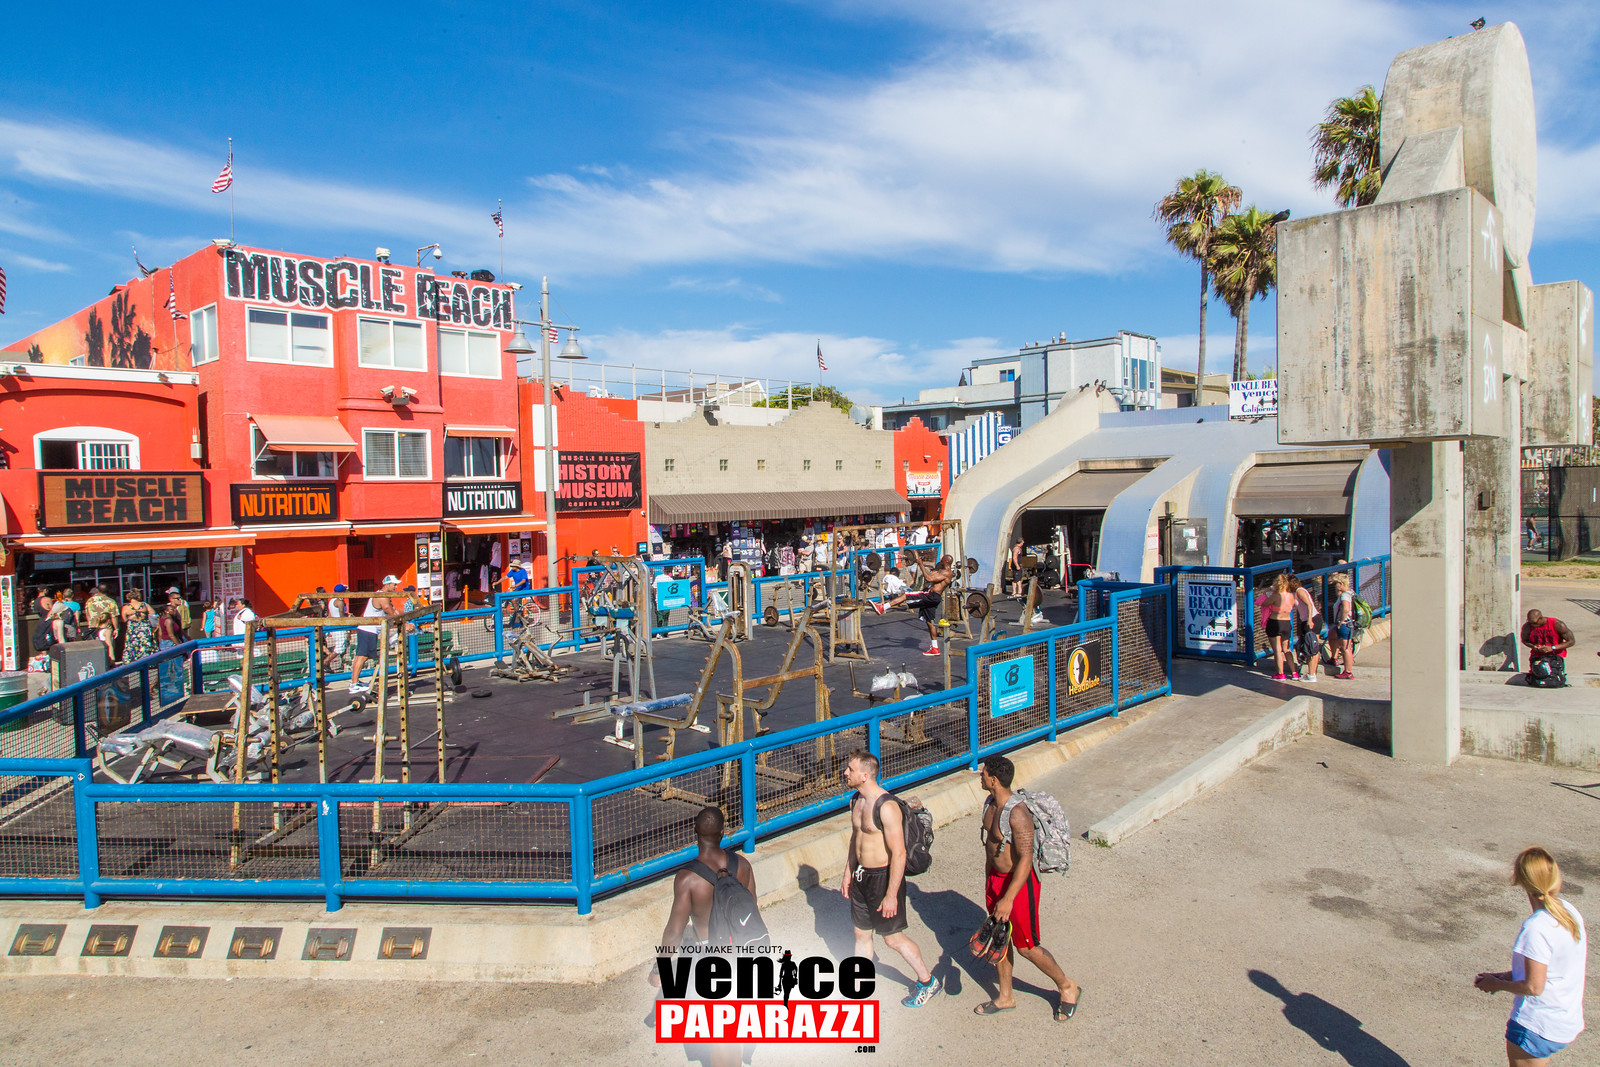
[504, 276, 585, 591]
[415, 243, 443, 266]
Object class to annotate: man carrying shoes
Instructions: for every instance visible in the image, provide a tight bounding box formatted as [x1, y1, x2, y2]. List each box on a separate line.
[841, 749, 941, 1007]
[972, 755, 1082, 1021]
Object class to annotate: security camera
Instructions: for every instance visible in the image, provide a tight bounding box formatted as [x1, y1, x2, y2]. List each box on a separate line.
[508, 282, 523, 291]
[375, 247, 391, 263]
[432, 246, 444, 260]
[211, 237, 235, 249]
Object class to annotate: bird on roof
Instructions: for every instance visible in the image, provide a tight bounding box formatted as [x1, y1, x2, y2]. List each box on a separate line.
[1470, 17, 1486, 29]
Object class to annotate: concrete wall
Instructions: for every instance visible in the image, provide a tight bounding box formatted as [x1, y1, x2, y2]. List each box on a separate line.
[1348, 451, 1394, 561]
[1524, 281, 1595, 447]
[643, 402, 896, 496]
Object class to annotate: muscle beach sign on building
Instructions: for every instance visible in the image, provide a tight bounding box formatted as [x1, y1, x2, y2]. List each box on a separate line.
[221, 249, 515, 329]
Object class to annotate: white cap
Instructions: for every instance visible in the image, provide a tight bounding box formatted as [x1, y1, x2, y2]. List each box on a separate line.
[382, 574, 401, 586]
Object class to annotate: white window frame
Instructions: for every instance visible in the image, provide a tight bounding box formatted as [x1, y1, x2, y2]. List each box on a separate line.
[250, 426, 338, 481]
[189, 303, 220, 366]
[358, 317, 428, 372]
[443, 435, 504, 480]
[245, 306, 333, 366]
[438, 327, 503, 379]
[362, 428, 431, 481]
[34, 427, 140, 470]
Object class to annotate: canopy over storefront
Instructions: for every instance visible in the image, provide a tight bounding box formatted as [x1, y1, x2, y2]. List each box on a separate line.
[650, 490, 912, 526]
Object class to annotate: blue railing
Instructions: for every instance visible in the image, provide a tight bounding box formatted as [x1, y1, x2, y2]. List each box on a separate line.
[0, 582, 1173, 914]
[1155, 555, 1391, 664]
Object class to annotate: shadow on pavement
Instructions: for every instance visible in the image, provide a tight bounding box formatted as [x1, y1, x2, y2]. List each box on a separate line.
[1249, 969, 1410, 1066]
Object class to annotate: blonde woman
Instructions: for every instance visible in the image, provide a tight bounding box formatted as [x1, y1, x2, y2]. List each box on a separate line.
[1328, 576, 1356, 679]
[1256, 573, 1296, 680]
[1474, 847, 1587, 1064]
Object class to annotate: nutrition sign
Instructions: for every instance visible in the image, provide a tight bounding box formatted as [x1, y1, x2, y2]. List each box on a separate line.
[39, 472, 205, 532]
[231, 483, 338, 525]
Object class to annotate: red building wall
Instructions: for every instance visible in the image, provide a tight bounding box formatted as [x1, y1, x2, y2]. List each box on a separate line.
[892, 416, 947, 519]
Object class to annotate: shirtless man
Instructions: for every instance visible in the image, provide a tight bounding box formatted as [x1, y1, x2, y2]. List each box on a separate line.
[975, 754, 1081, 1021]
[655, 806, 757, 1067]
[840, 749, 941, 1006]
[903, 554, 955, 657]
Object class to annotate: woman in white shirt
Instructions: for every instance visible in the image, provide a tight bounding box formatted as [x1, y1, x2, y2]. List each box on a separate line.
[1474, 846, 1587, 1064]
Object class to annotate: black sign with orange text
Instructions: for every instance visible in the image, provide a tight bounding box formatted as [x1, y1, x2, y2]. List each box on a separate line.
[231, 483, 339, 525]
[39, 472, 206, 532]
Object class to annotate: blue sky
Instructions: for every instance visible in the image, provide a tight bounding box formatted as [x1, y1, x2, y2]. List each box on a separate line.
[2, 0, 1598, 405]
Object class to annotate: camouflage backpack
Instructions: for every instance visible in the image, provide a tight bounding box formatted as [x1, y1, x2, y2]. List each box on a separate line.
[988, 788, 1071, 875]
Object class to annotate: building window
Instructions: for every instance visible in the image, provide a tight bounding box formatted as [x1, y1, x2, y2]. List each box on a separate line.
[444, 436, 502, 479]
[1000, 369, 1016, 382]
[246, 307, 332, 364]
[757, 459, 766, 471]
[875, 459, 882, 471]
[439, 328, 501, 378]
[363, 429, 429, 479]
[835, 459, 843, 471]
[35, 428, 139, 470]
[189, 304, 219, 365]
[359, 317, 426, 371]
[252, 427, 334, 479]
[664, 458, 675, 472]
[803, 459, 811, 471]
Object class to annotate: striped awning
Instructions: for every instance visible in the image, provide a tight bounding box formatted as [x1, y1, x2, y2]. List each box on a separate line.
[650, 490, 913, 526]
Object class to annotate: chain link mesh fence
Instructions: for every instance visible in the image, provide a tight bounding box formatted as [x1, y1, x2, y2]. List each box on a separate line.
[339, 797, 572, 883]
[95, 800, 320, 881]
[592, 759, 745, 880]
[0, 774, 77, 878]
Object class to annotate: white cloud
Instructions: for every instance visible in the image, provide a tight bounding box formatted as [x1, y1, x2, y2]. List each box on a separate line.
[2, 252, 70, 272]
[664, 276, 783, 302]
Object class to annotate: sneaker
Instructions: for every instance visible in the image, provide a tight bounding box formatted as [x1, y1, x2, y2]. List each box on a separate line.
[1272, 674, 1286, 680]
[901, 974, 942, 1007]
[872, 601, 885, 616]
[1335, 672, 1354, 680]
[348, 683, 370, 696]
[1301, 674, 1317, 683]
[923, 644, 941, 657]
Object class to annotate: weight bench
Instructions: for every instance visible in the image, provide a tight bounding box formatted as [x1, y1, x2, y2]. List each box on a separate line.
[603, 694, 704, 769]
[96, 720, 232, 784]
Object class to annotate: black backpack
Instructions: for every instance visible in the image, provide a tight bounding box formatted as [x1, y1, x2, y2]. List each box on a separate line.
[854, 792, 934, 875]
[32, 615, 57, 653]
[688, 849, 771, 949]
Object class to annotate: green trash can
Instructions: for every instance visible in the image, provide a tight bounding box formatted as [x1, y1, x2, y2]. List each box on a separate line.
[0, 671, 29, 733]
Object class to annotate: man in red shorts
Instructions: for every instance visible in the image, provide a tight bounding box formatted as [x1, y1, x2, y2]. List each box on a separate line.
[974, 755, 1081, 1020]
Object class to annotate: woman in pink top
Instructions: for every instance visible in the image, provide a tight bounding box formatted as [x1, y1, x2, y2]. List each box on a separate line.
[1258, 573, 1296, 680]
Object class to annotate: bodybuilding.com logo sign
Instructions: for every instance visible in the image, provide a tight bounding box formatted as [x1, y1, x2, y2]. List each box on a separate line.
[655, 948, 879, 1046]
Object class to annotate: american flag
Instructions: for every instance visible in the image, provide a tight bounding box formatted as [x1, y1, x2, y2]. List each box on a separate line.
[211, 144, 233, 194]
[492, 209, 504, 238]
[544, 326, 559, 344]
[0, 264, 7, 314]
[816, 341, 827, 372]
[166, 273, 187, 320]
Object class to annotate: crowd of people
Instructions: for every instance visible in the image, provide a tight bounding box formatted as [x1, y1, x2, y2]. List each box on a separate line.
[30, 583, 207, 669]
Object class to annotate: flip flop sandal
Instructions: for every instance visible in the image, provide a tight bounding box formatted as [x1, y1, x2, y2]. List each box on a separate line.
[968, 916, 997, 958]
[1055, 988, 1083, 1021]
[981, 920, 1012, 964]
[972, 1001, 1015, 1016]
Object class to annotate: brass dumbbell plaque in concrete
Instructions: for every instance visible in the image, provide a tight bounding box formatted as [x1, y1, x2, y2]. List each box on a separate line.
[10, 924, 66, 956]
[153, 926, 209, 959]
[82, 925, 137, 957]
[227, 927, 282, 960]
[302, 927, 356, 961]
[378, 927, 430, 960]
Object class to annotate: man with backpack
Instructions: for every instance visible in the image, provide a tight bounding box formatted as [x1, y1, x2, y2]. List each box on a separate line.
[1521, 609, 1575, 688]
[841, 749, 942, 1007]
[973, 755, 1082, 1021]
[655, 806, 762, 1067]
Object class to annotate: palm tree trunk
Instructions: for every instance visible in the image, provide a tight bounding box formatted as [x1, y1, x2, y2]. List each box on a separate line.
[1234, 300, 1250, 381]
[1195, 265, 1208, 406]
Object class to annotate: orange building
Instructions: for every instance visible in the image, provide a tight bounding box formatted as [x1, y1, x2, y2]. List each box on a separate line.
[892, 416, 948, 523]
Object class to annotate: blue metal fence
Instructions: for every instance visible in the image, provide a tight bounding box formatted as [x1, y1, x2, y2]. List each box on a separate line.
[0, 580, 1172, 914]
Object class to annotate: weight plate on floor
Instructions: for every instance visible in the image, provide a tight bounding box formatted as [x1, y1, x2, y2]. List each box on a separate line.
[763, 605, 779, 627]
[471, 688, 493, 698]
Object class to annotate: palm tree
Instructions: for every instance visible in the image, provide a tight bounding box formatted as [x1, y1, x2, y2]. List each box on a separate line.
[1210, 207, 1282, 381]
[1155, 171, 1241, 406]
[1311, 86, 1383, 207]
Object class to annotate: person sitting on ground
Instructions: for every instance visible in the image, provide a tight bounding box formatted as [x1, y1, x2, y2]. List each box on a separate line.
[1521, 610, 1575, 687]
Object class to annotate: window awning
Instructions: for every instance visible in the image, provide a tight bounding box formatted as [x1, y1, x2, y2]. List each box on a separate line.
[13, 529, 256, 554]
[243, 522, 353, 541]
[349, 521, 440, 537]
[444, 515, 546, 534]
[1024, 469, 1151, 510]
[250, 414, 359, 453]
[445, 424, 518, 438]
[1233, 460, 1362, 518]
[650, 490, 913, 526]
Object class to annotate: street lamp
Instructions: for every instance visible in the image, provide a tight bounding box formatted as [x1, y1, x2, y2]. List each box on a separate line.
[505, 276, 585, 592]
[415, 243, 444, 266]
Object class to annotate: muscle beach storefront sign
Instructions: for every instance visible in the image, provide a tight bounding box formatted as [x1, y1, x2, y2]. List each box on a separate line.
[222, 249, 515, 329]
[39, 472, 205, 532]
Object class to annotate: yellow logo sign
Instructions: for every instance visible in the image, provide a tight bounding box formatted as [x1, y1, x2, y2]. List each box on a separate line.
[1066, 645, 1101, 696]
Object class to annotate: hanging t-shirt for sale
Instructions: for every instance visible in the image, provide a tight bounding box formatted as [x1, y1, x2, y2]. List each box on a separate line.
[1509, 902, 1587, 1043]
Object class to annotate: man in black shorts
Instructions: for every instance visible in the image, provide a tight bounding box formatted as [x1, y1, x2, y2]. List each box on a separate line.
[841, 749, 941, 1007]
[904, 554, 955, 657]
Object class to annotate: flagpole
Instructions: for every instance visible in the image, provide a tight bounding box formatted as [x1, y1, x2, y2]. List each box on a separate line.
[227, 138, 235, 243]
[498, 198, 505, 280]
